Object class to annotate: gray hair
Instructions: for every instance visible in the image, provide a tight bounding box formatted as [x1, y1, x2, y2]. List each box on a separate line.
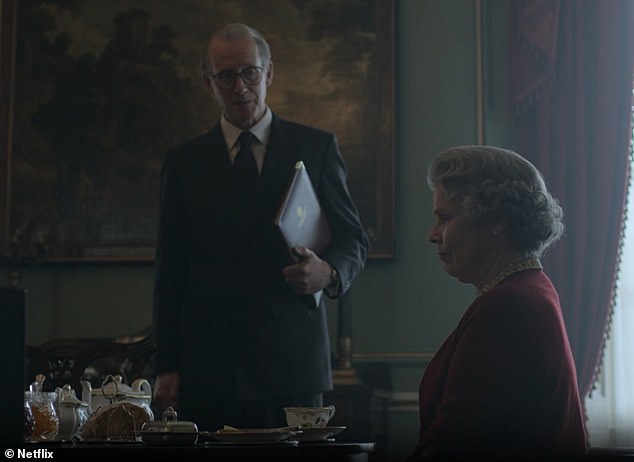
[427, 145, 564, 257]
[200, 23, 271, 77]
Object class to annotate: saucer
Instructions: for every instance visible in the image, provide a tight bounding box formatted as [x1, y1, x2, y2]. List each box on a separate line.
[291, 426, 346, 442]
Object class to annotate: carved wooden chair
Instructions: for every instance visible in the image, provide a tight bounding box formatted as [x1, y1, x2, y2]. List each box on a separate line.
[25, 333, 156, 394]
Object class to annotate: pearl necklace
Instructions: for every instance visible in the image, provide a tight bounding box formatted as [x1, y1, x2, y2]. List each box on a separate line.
[478, 257, 542, 295]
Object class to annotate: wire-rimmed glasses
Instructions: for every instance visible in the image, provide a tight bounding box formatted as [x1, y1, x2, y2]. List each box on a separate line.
[211, 66, 265, 89]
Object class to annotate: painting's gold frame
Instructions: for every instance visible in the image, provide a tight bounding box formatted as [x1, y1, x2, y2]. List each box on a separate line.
[0, 0, 16, 262]
[0, 0, 395, 262]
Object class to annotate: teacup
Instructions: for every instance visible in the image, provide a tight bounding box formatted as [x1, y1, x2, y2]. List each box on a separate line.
[284, 405, 335, 428]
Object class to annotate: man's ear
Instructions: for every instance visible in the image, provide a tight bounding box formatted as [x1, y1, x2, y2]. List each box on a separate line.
[201, 73, 213, 92]
[265, 61, 274, 86]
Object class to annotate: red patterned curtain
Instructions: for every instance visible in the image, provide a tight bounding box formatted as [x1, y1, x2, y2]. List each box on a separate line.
[510, 0, 634, 399]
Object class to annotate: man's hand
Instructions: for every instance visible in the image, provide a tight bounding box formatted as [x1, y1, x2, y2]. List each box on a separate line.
[153, 371, 180, 411]
[282, 246, 332, 294]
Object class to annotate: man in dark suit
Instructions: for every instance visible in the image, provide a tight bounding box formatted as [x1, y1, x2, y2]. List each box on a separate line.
[151, 22, 370, 431]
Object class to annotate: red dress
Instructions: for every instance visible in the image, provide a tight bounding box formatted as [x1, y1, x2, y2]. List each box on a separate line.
[408, 269, 588, 459]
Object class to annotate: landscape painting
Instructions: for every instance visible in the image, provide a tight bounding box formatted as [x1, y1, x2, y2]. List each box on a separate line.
[0, 0, 395, 261]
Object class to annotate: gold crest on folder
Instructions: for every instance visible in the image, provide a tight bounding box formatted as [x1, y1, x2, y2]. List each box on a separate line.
[274, 161, 332, 262]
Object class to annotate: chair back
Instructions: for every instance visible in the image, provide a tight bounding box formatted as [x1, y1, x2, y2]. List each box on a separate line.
[25, 333, 156, 394]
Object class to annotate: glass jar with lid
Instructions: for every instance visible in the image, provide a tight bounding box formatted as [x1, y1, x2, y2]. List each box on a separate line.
[25, 374, 59, 441]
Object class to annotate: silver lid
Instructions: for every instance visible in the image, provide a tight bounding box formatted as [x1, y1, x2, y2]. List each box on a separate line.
[141, 407, 198, 433]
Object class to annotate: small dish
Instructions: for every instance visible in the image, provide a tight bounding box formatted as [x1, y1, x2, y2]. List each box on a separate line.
[291, 426, 346, 442]
[209, 427, 296, 443]
[77, 437, 143, 444]
[204, 439, 299, 446]
[140, 406, 199, 446]
[140, 431, 198, 446]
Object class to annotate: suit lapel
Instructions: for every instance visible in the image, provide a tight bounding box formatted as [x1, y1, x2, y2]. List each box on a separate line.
[260, 116, 297, 201]
[200, 124, 232, 174]
[200, 116, 297, 221]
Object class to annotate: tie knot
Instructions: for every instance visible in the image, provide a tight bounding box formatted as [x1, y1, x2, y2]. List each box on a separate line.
[238, 131, 254, 148]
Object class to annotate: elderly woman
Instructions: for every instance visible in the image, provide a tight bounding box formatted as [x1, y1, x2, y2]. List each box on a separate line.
[408, 146, 588, 460]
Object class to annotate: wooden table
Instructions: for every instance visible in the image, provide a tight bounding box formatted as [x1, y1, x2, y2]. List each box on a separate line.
[19, 440, 376, 461]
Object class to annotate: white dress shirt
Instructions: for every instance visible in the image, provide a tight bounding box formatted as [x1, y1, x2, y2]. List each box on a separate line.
[221, 108, 272, 175]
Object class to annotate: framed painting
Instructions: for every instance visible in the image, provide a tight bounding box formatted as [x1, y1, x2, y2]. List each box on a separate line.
[0, 0, 395, 262]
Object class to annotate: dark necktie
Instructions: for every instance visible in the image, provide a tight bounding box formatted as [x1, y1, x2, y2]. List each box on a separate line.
[235, 131, 258, 185]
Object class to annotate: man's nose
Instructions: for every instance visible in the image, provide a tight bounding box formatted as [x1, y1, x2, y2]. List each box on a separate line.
[233, 74, 248, 92]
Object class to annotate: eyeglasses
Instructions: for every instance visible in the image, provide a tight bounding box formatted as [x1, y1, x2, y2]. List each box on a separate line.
[211, 66, 265, 89]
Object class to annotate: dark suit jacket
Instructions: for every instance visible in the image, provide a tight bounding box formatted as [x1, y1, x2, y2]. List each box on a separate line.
[152, 114, 369, 405]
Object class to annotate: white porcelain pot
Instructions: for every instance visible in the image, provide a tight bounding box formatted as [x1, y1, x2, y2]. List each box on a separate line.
[55, 384, 89, 440]
[81, 374, 153, 420]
